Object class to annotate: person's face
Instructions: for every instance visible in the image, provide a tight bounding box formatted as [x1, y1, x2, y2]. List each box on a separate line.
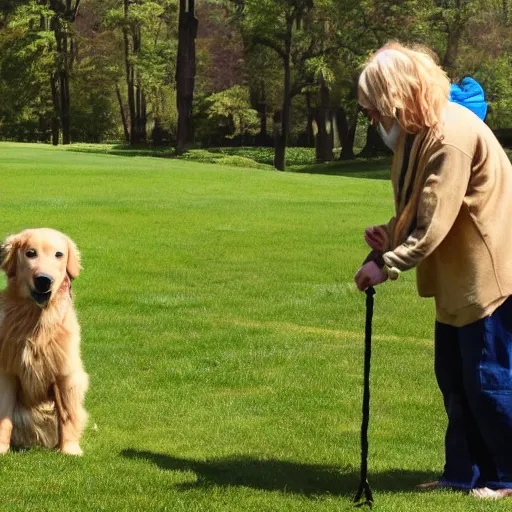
[358, 90, 395, 133]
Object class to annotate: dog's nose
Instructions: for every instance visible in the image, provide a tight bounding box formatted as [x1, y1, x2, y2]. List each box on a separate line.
[34, 274, 54, 293]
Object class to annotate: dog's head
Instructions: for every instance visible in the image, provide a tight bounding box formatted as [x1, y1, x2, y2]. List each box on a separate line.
[0, 228, 81, 307]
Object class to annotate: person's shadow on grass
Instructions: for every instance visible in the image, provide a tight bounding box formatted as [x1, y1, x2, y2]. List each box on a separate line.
[121, 449, 437, 497]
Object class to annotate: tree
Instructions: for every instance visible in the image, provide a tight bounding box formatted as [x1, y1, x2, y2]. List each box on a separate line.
[431, 0, 479, 77]
[175, 0, 198, 153]
[1, 0, 512, 152]
[120, 0, 148, 144]
[0, 0, 19, 28]
[106, 0, 177, 145]
[233, 0, 347, 170]
[47, 0, 81, 145]
[206, 85, 260, 142]
[245, 47, 280, 147]
[0, 2, 57, 142]
[326, 0, 444, 157]
[4, 0, 81, 145]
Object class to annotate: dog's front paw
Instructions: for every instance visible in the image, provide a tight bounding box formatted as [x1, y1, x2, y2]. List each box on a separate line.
[0, 443, 9, 454]
[60, 442, 83, 456]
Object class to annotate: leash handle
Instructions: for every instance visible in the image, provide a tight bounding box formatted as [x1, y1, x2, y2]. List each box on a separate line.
[354, 286, 375, 508]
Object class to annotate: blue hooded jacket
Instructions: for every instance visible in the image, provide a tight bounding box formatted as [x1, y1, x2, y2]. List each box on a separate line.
[449, 77, 488, 121]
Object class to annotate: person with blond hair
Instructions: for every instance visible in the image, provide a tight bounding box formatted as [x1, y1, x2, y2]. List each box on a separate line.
[355, 42, 512, 499]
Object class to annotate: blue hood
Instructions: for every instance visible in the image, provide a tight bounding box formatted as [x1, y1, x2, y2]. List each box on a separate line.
[450, 77, 488, 121]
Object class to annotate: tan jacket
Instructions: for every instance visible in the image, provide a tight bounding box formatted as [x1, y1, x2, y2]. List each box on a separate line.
[381, 102, 512, 327]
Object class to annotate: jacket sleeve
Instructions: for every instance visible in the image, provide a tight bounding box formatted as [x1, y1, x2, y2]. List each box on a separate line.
[382, 145, 471, 272]
[379, 217, 396, 252]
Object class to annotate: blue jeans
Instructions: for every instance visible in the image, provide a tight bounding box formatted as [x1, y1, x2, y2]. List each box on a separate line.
[435, 296, 512, 490]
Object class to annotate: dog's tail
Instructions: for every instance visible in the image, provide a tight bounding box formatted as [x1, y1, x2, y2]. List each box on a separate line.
[11, 401, 58, 449]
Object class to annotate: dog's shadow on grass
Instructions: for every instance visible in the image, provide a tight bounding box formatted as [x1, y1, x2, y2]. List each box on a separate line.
[121, 449, 437, 497]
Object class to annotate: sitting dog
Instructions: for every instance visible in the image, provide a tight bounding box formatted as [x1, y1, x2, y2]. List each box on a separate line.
[0, 228, 88, 455]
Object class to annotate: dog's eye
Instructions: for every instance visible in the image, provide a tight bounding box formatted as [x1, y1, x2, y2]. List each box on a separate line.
[26, 249, 37, 259]
[55, 251, 64, 259]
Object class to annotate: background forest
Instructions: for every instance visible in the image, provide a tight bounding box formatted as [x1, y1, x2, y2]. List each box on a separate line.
[0, 0, 511, 170]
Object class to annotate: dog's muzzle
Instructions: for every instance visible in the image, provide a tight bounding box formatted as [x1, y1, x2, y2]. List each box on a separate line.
[31, 274, 54, 305]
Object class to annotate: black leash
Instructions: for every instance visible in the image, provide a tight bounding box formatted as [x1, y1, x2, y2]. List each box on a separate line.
[354, 286, 375, 508]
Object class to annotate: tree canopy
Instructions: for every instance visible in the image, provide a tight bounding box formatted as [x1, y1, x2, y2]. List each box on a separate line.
[0, 0, 511, 168]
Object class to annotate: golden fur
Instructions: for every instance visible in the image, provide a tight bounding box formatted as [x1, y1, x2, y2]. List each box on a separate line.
[0, 228, 88, 455]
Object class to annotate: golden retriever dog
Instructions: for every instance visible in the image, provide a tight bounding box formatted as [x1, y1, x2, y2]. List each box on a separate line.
[0, 228, 88, 455]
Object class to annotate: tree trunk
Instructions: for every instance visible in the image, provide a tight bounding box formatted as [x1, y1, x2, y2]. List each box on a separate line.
[250, 83, 272, 147]
[251, 84, 270, 147]
[60, 70, 71, 144]
[38, 115, 49, 143]
[176, 0, 198, 154]
[116, 84, 130, 143]
[139, 89, 147, 142]
[358, 123, 389, 158]
[135, 83, 142, 143]
[50, 74, 60, 146]
[305, 92, 314, 148]
[274, 53, 291, 171]
[314, 75, 333, 163]
[256, 101, 268, 146]
[273, 16, 293, 171]
[51, 16, 63, 145]
[443, 26, 463, 77]
[59, 27, 71, 145]
[127, 72, 136, 144]
[39, 5, 50, 143]
[49, 1, 78, 145]
[335, 106, 357, 160]
[152, 118, 164, 146]
[122, 0, 137, 145]
[442, 2, 465, 79]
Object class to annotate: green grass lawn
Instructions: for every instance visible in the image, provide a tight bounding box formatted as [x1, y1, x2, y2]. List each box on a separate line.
[0, 142, 506, 511]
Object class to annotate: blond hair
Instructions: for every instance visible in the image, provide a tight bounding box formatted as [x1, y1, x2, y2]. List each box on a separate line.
[358, 42, 450, 133]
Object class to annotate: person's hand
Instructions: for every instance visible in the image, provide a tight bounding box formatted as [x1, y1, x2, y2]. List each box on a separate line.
[355, 261, 388, 291]
[365, 226, 389, 252]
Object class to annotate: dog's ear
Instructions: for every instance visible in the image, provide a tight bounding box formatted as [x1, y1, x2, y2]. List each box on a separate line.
[0, 234, 21, 278]
[66, 236, 82, 279]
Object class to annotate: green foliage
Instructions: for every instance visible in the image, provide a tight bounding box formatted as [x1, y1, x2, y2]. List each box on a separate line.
[0, 5, 55, 141]
[180, 149, 270, 168]
[69, 87, 120, 143]
[67, 33, 122, 142]
[105, 0, 178, 142]
[184, 146, 316, 168]
[303, 57, 336, 89]
[243, 45, 283, 110]
[474, 55, 512, 129]
[206, 86, 260, 139]
[2, 0, 512, 146]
